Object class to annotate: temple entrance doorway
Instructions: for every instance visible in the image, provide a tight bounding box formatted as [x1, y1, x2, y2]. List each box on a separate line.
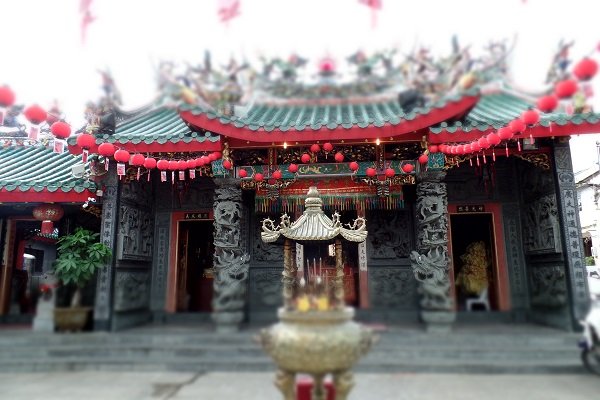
[175, 220, 214, 312]
[450, 213, 498, 311]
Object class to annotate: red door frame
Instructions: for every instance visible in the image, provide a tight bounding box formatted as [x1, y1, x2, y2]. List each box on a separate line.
[447, 203, 510, 311]
[166, 210, 214, 313]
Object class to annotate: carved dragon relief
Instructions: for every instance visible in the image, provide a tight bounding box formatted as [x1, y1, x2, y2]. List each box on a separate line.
[522, 194, 561, 254]
[530, 266, 567, 307]
[117, 205, 153, 261]
[367, 210, 411, 259]
[410, 177, 453, 311]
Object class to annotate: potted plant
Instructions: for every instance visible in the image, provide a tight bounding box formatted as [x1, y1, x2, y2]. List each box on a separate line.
[53, 227, 112, 331]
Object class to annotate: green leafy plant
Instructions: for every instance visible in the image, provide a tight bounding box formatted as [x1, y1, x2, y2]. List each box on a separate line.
[53, 227, 112, 307]
[586, 256, 596, 266]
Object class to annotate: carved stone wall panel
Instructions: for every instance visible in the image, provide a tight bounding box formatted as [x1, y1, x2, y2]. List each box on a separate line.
[502, 204, 529, 309]
[522, 194, 562, 254]
[552, 143, 589, 322]
[155, 180, 215, 211]
[366, 210, 411, 260]
[95, 174, 119, 324]
[120, 180, 152, 208]
[251, 213, 284, 263]
[518, 160, 555, 202]
[368, 267, 418, 309]
[249, 267, 283, 310]
[529, 265, 567, 308]
[114, 270, 150, 312]
[117, 206, 153, 261]
[151, 212, 170, 311]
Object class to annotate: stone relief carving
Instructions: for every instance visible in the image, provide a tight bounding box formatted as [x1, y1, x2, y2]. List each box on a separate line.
[366, 211, 411, 259]
[530, 266, 567, 308]
[95, 184, 118, 321]
[213, 248, 250, 313]
[117, 205, 153, 260]
[368, 267, 417, 309]
[519, 161, 554, 202]
[150, 213, 170, 310]
[411, 173, 454, 311]
[410, 249, 453, 310]
[522, 194, 561, 254]
[250, 268, 283, 309]
[120, 180, 152, 207]
[114, 271, 150, 312]
[214, 186, 242, 248]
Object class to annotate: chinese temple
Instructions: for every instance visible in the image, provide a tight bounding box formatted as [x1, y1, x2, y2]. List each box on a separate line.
[1, 42, 599, 331]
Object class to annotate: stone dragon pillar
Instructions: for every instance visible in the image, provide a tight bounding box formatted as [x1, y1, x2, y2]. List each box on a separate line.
[410, 170, 455, 332]
[212, 179, 249, 333]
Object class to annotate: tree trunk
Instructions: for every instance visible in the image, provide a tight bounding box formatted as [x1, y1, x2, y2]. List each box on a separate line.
[70, 287, 82, 308]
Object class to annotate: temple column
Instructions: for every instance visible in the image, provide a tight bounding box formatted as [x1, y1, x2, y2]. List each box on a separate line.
[94, 170, 120, 331]
[410, 169, 455, 332]
[552, 138, 590, 328]
[212, 179, 249, 333]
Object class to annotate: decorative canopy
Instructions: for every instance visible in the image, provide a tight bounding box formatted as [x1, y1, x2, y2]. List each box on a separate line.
[261, 186, 367, 243]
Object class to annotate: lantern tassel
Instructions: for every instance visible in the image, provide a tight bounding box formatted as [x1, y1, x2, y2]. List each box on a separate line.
[147, 170, 152, 182]
[469, 158, 473, 167]
[171, 171, 175, 184]
[505, 143, 509, 157]
[161, 171, 167, 182]
[483, 154, 486, 164]
[0, 108, 4, 125]
[529, 134, 535, 145]
[136, 167, 141, 181]
[492, 150, 496, 162]
[179, 171, 185, 181]
[105, 158, 110, 171]
[189, 169, 196, 179]
[82, 149, 89, 163]
[29, 124, 39, 140]
[517, 139, 521, 152]
[476, 155, 480, 166]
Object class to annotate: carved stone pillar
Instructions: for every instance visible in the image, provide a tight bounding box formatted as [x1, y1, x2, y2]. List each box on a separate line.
[94, 171, 120, 331]
[552, 139, 590, 327]
[410, 170, 455, 332]
[212, 179, 249, 332]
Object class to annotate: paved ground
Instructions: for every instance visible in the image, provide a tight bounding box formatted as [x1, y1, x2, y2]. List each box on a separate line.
[1, 371, 599, 400]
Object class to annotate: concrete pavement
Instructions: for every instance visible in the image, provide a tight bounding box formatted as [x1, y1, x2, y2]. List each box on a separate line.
[1, 371, 599, 400]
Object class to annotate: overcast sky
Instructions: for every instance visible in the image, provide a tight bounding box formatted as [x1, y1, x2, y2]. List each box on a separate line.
[1, 0, 599, 171]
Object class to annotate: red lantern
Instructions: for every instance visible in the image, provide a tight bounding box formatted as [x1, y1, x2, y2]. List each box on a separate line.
[195, 157, 204, 167]
[385, 168, 395, 178]
[0, 86, 15, 107]
[50, 121, 71, 139]
[487, 133, 501, 146]
[214, 151, 222, 160]
[177, 160, 187, 170]
[402, 163, 414, 173]
[428, 145, 439, 153]
[478, 137, 490, 149]
[498, 127, 513, 140]
[98, 142, 115, 157]
[574, 58, 598, 81]
[439, 144, 448, 153]
[24, 104, 47, 124]
[167, 161, 178, 171]
[222, 159, 232, 170]
[288, 163, 299, 173]
[310, 144, 321, 153]
[272, 170, 282, 180]
[334, 152, 344, 162]
[208, 153, 217, 162]
[471, 142, 481, 152]
[554, 79, 578, 99]
[301, 153, 311, 163]
[238, 169, 248, 178]
[323, 142, 333, 152]
[508, 119, 525, 134]
[521, 109, 540, 126]
[114, 149, 130, 163]
[200, 156, 209, 165]
[144, 157, 157, 169]
[157, 159, 169, 170]
[418, 154, 429, 164]
[131, 154, 145, 166]
[76, 133, 95, 149]
[33, 204, 64, 235]
[76, 133, 95, 162]
[366, 167, 376, 177]
[349, 161, 359, 172]
[254, 173, 264, 182]
[186, 160, 196, 169]
[537, 95, 558, 113]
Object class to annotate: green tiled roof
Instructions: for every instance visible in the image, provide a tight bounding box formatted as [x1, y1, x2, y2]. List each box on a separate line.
[0, 146, 95, 193]
[430, 91, 600, 134]
[180, 88, 479, 132]
[69, 107, 220, 145]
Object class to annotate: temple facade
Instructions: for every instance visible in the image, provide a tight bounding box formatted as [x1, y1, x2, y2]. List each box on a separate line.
[0, 47, 598, 331]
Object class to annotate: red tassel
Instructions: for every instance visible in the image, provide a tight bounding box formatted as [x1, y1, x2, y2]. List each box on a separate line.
[171, 171, 175, 184]
[483, 154, 487, 164]
[105, 158, 109, 171]
[469, 158, 473, 166]
[492, 150, 496, 162]
[82, 149, 89, 163]
[517, 139, 521, 152]
[136, 167, 141, 181]
[529, 134, 535, 145]
[505, 143, 509, 157]
[147, 170, 152, 182]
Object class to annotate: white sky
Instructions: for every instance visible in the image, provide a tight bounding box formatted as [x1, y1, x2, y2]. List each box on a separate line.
[1, 0, 600, 171]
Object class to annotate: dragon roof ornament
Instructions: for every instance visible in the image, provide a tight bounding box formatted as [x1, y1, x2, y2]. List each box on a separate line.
[261, 186, 367, 243]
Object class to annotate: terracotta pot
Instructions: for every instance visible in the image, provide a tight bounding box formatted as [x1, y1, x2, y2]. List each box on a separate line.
[54, 307, 91, 332]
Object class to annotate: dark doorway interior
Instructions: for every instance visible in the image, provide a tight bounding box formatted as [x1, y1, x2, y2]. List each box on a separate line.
[176, 220, 214, 312]
[450, 213, 497, 311]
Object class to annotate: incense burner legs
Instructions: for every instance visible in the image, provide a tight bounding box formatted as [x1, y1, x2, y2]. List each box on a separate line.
[259, 308, 375, 400]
